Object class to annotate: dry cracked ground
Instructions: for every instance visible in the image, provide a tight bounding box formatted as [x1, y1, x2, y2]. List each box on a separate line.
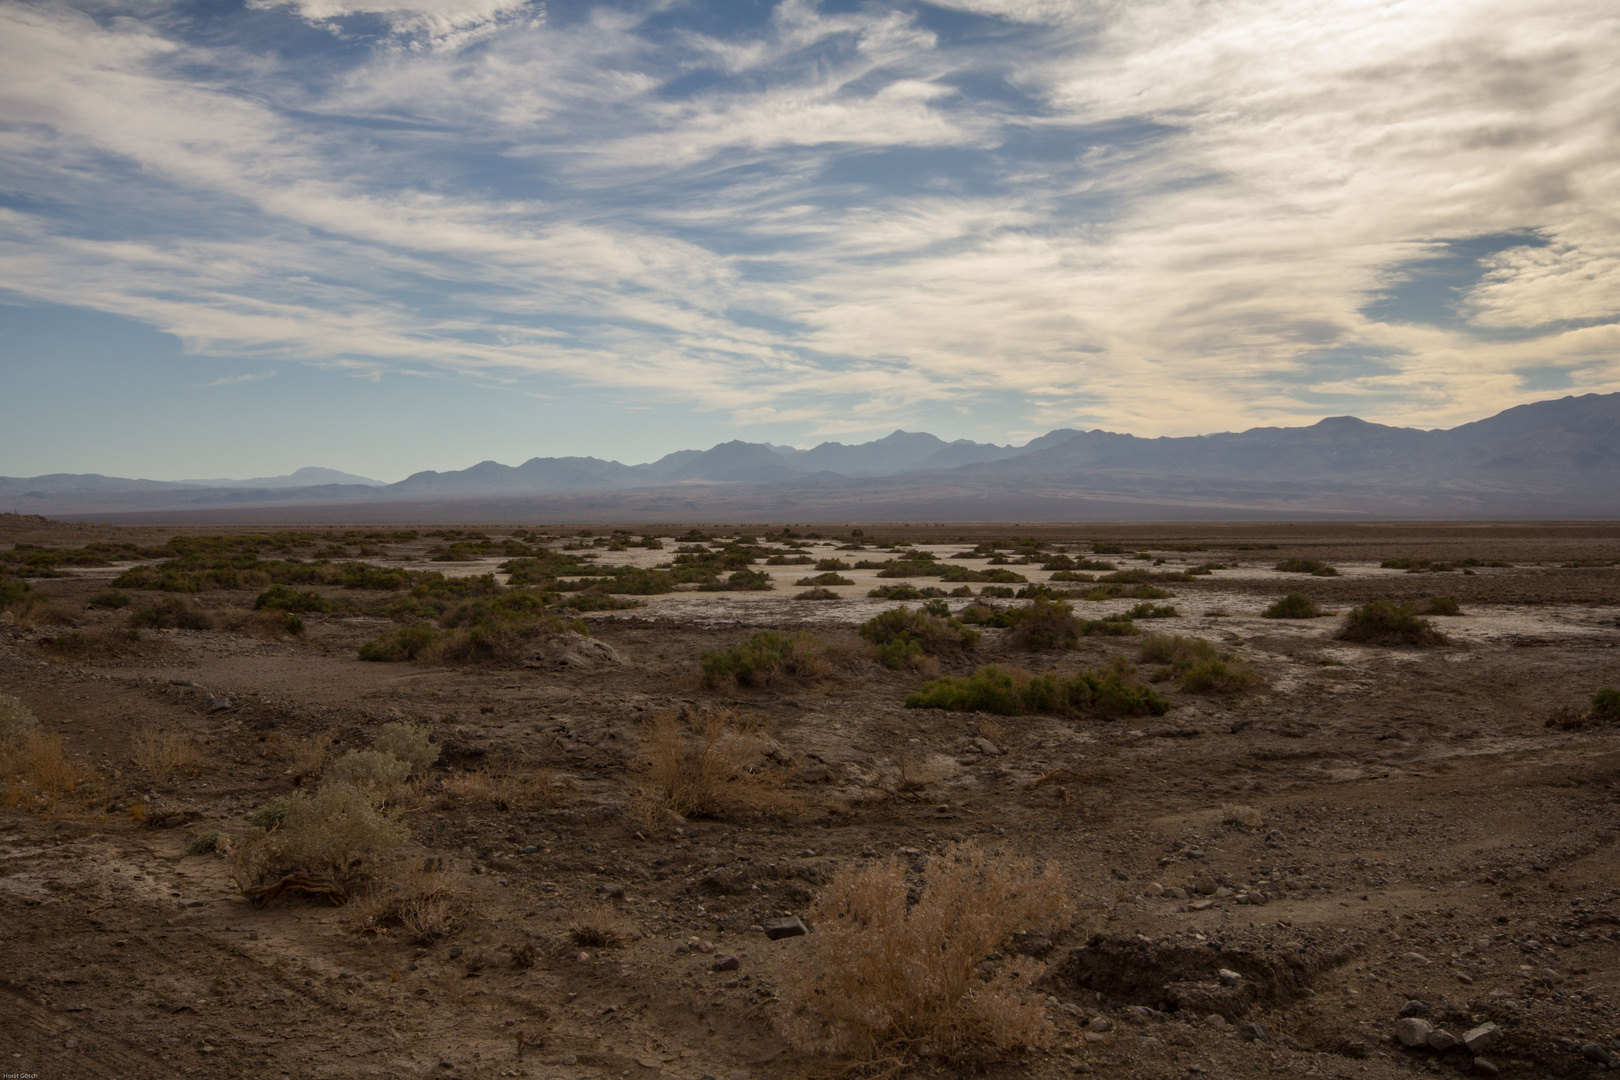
[1, 516, 1618, 1080]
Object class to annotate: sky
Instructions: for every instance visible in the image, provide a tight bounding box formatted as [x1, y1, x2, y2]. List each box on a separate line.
[1, 0, 1617, 482]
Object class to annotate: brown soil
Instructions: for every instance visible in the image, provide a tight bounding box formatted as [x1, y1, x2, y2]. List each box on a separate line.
[2, 518, 1619, 1080]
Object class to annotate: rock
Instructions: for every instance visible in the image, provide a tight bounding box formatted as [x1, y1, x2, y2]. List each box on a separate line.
[762, 916, 808, 940]
[1463, 1022, 1501, 1053]
[712, 955, 740, 972]
[1246, 890, 1269, 905]
[1202, 1013, 1228, 1029]
[449, 947, 464, 958]
[1472, 1056, 1500, 1076]
[595, 883, 626, 898]
[1217, 968, 1241, 986]
[1188, 899, 1215, 911]
[1397, 1018, 1435, 1048]
[1144, 883, 1164, 897]
[972, 737, 1001, 756]
[1087, 1016, 1112, 1032]
[1214, 886, 1234, 898]
[1403, 952, 1431, 965]
[1163, 886, 1188, 900]
[208, 698, 232, 713]
[1427, 1029, 1460, 1052]
[1122, 1006, 1158, 1022]
[1239, 1023, 1270, 1043]
[1194, 877, 1219, 895]
[1582, 1043, 1619, 1066]
[1398, 1000, 1432, 1018]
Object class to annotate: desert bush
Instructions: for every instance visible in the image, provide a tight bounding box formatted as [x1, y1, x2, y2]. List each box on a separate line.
[906, 661, 1168, 718]
[440, 767, 556, 811]
[1124, 602, 1177, 619]
[325, 749, 413, 800]
[289, 732, 334, 782]
[630, 708, 797, 824]
[700, 631, 828, 689]
[794, 572, 854, 587]
[373, 721, 438, 774]
[130, 727, 199, 780]
[815, 558, 851, 571]
[1139, 635, 1260, 694]
[859, 606, 980, 670]
[1222, 804, 1264, 829]
[232, 783, 408, 895]
[0, 693, 39, 746]
[5, 592, 79, 626]
[696, 569, 774, 592]
[253, 585, 335, 613]
[1337, 601, 1447, 646]
[1005, 597, 1081, 650]
[795, 587, 841, 601]
[1595, 688, 1620, 717]
[129, 597, 213, 631]
[88, 590, 131, 609]
[358, 623, 441, 661]
[1275, 558, 1338, 577]
[0, 730, 99, 815]
[348, 866, 468, 943]
[419, 614, 581, 665]
[1545, 687, 1620, 731]
[1262, 593, 1322, 619]
[779, 841, 1071, 1065]
[1419, 596, 1461, 616]
[570, 902, 633, 948]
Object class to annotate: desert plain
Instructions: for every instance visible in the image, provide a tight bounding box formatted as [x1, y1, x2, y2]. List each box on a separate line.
[1, 514, 1618, 1080]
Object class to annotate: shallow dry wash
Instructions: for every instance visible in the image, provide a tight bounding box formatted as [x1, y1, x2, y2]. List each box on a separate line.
[2, 517, 1618, 1079]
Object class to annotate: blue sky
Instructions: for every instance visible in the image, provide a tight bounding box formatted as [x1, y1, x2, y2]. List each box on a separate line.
[1, 0, 1617, 482]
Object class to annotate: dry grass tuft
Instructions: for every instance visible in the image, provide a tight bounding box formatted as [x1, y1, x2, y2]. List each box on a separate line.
[231, 783, 409, 897]
[290, 731, 335, 782]
[1222, 803, 1265, 829]
[347, 865, 469, 943]
[130, 726, 199, 780]
[630, 708, 799, 825]
[0, 731, 100, 816]
[440, 767, 557, 811]
[6, 593, 79, 627]
[373, 721, 438, 774]
[325, 750, 413, 801]
[569, 902, 634, 948]
[779, 841, 1071, 1068]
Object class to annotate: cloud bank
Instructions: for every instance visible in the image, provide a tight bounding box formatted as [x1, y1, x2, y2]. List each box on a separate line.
[1, 0, 1616, 442]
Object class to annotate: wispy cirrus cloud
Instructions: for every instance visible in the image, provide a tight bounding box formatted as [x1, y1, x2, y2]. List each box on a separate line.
[0, 0, 1616, 450]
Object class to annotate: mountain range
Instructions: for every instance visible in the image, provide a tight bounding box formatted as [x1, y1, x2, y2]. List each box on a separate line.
[3, 393, 1617, 523]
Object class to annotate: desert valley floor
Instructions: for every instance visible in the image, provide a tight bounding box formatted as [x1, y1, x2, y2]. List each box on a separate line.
[1, 515, 1618, 1080]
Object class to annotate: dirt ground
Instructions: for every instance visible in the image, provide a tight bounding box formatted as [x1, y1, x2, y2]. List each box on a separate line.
[2, 517, 1619, 1080]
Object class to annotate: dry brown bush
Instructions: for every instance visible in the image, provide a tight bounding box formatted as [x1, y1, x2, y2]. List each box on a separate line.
[1222, 803, 1264, 829]
[630, 708, 799, 826]
[373, 721, 438, 774]
[0, 693, 38, 745]
[0, 731, 100, 816]
[347, 865, 468, 943]
[290, 731, 335, 781]
[440, 767, 556, 811]
[779, 842, 1071, 1068]
[325, 749, 412, 801]
[7, 593, 78, 627]
[130, 726, 199, 780]
[230, 783, 408, 895]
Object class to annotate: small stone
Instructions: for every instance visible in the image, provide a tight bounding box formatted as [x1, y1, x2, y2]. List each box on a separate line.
[561, 1055, 578, 1066]
[1582, 1043, 1619, 1067]
[1144, 883, 1164, 897]
[1218, 968, 1241, 986]
[1202, 1013, 1228, 1029]
[1427, 1029, 1459, 1052]
[208, 698, 231, 713]
[1188, 899, 1215, 911]
[1471, 1056, 1500, 1076]
[1462, 1022, 1501, 1053]
[1213, 886, 1234, 898]
[1397, 1018, 1435, 1047]
[1194, 877, 1219, 895]
[972, 737, 1001, 756]
[712, 955, 740, 972]
[1239, 1023, 1270, 1042]
[762, 916, 808, 940]
[1163, 886, 1188, 900]
[449, 947, 464, 958]
[1122, 1005, 1157, 1022]
[1404, 952, 1431, 965]
[1088, 1016, 1112, 1033]
[595, 883, 625, 898]
[1398, 1000, 1431, 1018]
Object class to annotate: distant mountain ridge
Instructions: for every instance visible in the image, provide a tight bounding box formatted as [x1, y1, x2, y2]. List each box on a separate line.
[5, 394, 1618, 521]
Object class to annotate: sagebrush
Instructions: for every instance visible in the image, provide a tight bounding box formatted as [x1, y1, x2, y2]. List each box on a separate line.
[630, 708, 797, 824]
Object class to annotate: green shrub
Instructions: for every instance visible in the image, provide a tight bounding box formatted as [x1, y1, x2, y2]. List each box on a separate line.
[697, 569, 774, 592]
[795, 587, 841, 601]
[1006, 597, 1081, 650]
[859, 607, 980, 670]
[979, 585, 1015, 598]
[232, 784, 408, 893]
[700, 631, 827, 689]
[1124, 602, 1177, 619]
[358, 623, 441, 661]
[1139, 635, 1260, 693]
[905, 661, 1168, 718]
[187, 832, 221, 856]
[250, 797, 293, 831]
[88, 590, 131, 609]
[253, 585, 334, 613]
[795, 572, 854, 587]
[129, 598, 212, 631]
[1594, 688, 1620, 717]
[1337, 601, 1447, 646]
[1419, 596, 1461, 616]
[815, 558, 851, 571]
[326, 750, 412, 796]
[1262, 593, 1321, 619]
[1275, 559, 1338, 577]
[868, 584, 947, 600]
[0, 693, 39, 746]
